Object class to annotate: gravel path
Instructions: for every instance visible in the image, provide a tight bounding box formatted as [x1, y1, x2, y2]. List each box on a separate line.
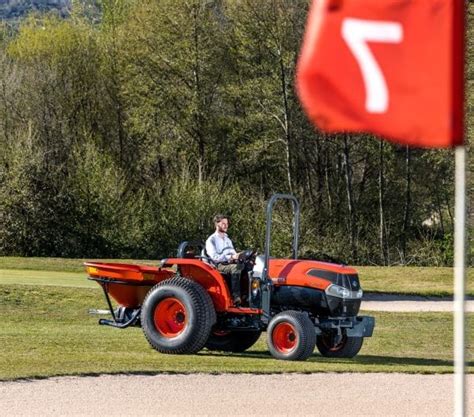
[1, 373, 473, 416]
[361, 294, 474, 312]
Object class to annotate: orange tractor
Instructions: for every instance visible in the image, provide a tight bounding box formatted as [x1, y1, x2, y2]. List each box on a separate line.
[85, 194, 374, 361]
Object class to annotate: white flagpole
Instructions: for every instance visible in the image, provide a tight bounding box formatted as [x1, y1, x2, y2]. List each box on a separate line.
[454, 145, 466, 417]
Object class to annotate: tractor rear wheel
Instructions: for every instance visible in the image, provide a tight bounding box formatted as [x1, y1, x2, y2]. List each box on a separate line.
[266, 311, 316, 361]
[205, 329, 262, 352]
[316, 331, 363, 358]
[141, 276, 216, 354]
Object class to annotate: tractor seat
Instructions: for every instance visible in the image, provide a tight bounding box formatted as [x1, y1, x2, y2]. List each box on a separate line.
[200, 248, 217, 267]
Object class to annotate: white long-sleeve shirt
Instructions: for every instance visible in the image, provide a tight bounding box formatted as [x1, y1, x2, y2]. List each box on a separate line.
[205, 231, 236, 263]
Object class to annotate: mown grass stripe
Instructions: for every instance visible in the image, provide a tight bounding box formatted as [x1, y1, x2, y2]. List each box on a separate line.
[0, 269, 96, 288]
[0, 284, 473, 380]
[1, 257, 473, 296]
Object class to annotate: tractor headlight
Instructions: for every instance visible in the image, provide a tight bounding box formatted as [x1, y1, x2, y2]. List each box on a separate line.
[326, 284, 350, 298]
[251, 279, 260, 297]
[325, 284, 363, 299]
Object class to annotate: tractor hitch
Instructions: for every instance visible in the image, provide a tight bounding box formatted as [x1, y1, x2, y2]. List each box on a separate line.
[98, 307, 141, 329]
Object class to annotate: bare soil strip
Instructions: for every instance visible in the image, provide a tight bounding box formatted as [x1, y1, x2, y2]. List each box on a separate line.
[1, 373, 473, 416]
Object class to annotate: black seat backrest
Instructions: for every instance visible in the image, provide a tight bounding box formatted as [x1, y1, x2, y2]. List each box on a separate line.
[176, 241, 205, 259]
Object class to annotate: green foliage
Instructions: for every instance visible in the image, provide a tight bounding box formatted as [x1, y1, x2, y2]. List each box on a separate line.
[139, 174, 264, 258]
[0, 128, 41, 255]
[0, 0, 471, 265]
[67, 139, 145, 257]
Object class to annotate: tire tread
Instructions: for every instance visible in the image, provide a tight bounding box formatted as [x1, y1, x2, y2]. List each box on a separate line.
[141, 276, 216, 354]
[266, 310, 316, 361]
[316, 333, 363, 358]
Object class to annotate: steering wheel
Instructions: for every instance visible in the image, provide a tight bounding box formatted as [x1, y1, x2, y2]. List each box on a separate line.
[237, 249, 256, 264]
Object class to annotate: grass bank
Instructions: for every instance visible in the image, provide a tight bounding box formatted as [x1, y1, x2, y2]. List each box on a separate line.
[357, 266, 474, 297]
[1, 257, 473, 296]
[0, 284, 472, 380]
[0, 257, 156, 273]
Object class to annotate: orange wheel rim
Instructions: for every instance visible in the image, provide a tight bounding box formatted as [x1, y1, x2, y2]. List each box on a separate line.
[153, 297, 187, 338]
[272, 322, 298, 353]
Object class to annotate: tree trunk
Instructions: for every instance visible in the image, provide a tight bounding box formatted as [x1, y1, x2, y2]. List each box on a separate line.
[278, 51, 293, 194]
[436, 191, 445, 235]
[357, 153, 369, 206]
[378, 140, 387, 265]
[193, 5, 204, 186]
[316, 139, 324, 210]
[401, 146, 411, 264]
[343, 134, 357, 262]
[324, 144, 333, 214]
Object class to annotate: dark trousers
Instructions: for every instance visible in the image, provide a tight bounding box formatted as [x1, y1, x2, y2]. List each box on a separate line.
[217, 262, 244, 300]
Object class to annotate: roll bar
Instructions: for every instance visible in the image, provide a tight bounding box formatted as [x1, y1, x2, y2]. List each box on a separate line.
[261, 194, 300, 283]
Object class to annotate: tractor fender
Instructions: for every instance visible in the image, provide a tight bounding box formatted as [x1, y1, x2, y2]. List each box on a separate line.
[160, 258, 232, 312]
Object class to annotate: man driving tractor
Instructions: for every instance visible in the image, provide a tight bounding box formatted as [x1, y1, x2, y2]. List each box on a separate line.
[205, 214, 243, 306]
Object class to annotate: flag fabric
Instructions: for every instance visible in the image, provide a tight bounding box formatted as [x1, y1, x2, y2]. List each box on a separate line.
[296, 0, 465, 148]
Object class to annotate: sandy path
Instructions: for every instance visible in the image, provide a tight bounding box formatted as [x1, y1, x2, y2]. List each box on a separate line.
[361, 294, 474, 312]
[1, 373, 473, 416]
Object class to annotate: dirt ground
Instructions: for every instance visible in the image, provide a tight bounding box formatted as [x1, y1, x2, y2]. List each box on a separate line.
[1, 373, 473, 416]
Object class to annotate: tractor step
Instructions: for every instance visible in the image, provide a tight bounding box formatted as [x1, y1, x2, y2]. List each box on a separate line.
[226, 307, 262, 314]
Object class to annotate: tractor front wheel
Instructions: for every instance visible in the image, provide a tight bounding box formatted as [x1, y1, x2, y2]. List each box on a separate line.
[266, 311, 316, 361]
[141, 276, 216, 354]
[316, 331, 363, 358]
[205, 329, 262, 352]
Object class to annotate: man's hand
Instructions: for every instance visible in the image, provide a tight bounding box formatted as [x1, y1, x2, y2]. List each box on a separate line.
[231, 253, 240, 261]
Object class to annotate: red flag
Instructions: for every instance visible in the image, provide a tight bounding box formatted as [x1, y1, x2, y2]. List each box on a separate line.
[296, 0, 465, 148]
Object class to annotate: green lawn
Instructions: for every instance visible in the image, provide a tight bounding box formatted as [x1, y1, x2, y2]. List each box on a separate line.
[0, 269, 95, 288]
[0, 257, 157, 273]
[1, 257, 473, 296]
[0, 257, 472, 379]
[0, 283, 472, 380]
[357, 266, 474, 297]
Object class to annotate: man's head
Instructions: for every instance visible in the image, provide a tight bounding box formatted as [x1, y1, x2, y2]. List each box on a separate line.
[213, 214, 230, 234]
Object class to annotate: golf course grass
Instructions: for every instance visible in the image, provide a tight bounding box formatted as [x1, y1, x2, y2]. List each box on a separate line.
[1, 258, 473, 380]
[1, 257, 473, 296]
[0, 280, 472, 380]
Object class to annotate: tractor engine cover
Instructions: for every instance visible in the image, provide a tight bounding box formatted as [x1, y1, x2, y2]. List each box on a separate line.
[271, 285, 323, 310]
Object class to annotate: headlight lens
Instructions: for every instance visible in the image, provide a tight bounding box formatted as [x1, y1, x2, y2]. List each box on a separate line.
[251, 279, 260, 297]
[325, 284, 363, 299]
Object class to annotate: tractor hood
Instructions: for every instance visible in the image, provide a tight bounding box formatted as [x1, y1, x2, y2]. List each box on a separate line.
[253, 256, 360, 292]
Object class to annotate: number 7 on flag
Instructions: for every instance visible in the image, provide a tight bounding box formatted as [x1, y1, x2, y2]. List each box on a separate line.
[342, 18, 403, 114]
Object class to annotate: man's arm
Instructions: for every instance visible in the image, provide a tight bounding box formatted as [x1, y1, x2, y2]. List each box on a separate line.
[226, 237, 238, 260]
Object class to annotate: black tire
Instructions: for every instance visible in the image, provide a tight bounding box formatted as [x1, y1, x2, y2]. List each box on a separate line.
[205, 330, 262, 352]
[316, 331, 363, 358]
[266, 311, 316, 361]
[141, 276, 216, 354]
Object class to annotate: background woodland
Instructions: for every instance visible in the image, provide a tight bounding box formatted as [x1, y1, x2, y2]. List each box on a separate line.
[0, 0, 472, 265]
